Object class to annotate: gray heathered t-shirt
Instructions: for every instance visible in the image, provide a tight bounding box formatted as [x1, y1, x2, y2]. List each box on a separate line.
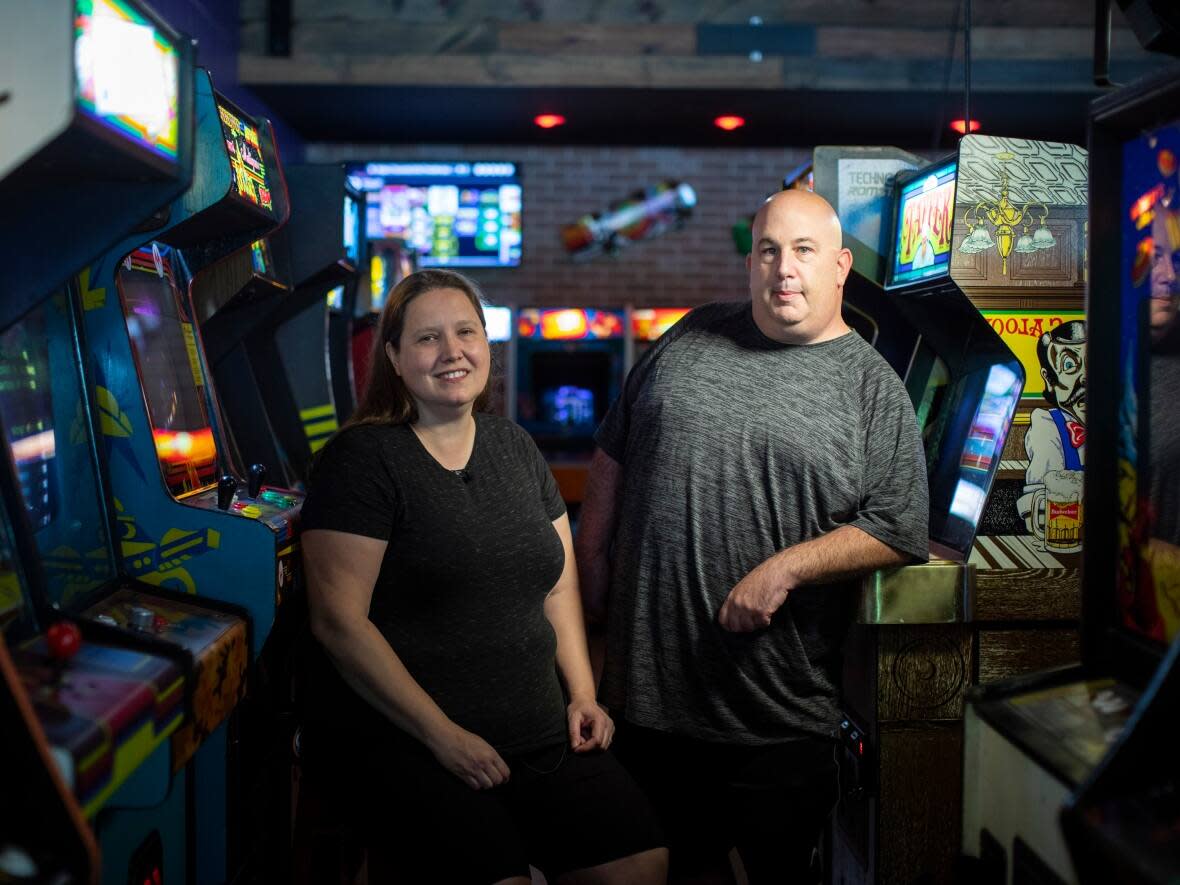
[596, 300, 929, 745]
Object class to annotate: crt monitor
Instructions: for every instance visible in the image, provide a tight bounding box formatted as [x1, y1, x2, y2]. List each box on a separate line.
[531, 352, 611, 433]
[0, 298, 117, 614]
[216, 97, 275, 216]
[349, 161, 522, 268]
[885, 159, 957, 290]
[117, 245, 219, 497]
[74, 0, 181, 173]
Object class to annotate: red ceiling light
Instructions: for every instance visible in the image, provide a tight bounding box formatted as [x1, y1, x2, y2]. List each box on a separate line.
[950, 119, 982, 134]
[534, 114, 566, 129]
[714, 115, 746, 131]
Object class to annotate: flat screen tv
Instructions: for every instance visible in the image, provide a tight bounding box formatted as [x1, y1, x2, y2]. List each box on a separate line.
[348, 161, 522, 268]
[885, 159, 957, 289]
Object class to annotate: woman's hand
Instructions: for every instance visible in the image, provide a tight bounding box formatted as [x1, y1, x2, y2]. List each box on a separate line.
[425, 723, 511, 790]
[567, 695, 614, 752]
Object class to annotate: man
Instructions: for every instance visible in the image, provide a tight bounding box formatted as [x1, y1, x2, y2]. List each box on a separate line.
[1017, 321, 1086, 536]
[576, 189, 929, 882]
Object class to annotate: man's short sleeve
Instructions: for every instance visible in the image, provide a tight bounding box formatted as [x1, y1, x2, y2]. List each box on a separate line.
[850, 377, 930, 562]
[301, 425, 399, 540]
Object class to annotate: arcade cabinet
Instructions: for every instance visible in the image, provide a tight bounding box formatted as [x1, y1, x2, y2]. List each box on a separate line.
[962, 67, 1180, 885]
[198, 165, 362, 487]
[814, 142, 1036, 885]
[630, 307, 691, 370]
[0, 3, 204, 880]
[351, 237, 416, 404]
[483, 305, 514, 419]
[515, 308, 626, 508]
[1, 291, 250, 885]
[79, 69, 303, 883]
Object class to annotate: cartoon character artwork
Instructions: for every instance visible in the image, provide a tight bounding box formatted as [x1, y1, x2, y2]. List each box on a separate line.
[1018, 320, 1086, 551]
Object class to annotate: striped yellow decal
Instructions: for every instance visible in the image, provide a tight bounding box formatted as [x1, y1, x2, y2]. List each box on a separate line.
[300, 403, 338, 449]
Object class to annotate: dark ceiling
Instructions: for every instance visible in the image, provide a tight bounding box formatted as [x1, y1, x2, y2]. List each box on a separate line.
[249, 83, 1108, 150]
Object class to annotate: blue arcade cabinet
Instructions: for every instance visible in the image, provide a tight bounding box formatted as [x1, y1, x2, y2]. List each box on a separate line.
[76, 68, 305, 883]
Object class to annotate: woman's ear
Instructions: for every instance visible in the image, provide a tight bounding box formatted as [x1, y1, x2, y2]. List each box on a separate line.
[385, 340, 399, 375]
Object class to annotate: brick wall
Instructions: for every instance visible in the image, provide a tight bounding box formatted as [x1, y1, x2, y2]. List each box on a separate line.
[306, 142, 813, 308]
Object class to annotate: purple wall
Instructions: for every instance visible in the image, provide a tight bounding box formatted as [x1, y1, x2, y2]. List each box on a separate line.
[147, 0, 305, 162]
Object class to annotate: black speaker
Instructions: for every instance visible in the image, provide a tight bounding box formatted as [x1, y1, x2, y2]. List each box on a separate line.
[1116, 0, 1180, 56]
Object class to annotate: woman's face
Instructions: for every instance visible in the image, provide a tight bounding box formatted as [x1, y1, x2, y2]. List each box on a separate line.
[387, 287, 490, 418]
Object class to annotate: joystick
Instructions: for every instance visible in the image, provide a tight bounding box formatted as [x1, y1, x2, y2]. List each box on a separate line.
[248, 463, 267, 499]
[217, 474, 237, 510]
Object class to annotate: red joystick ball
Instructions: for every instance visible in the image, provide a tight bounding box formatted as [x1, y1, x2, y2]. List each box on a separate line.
[46, 621, 82, 661]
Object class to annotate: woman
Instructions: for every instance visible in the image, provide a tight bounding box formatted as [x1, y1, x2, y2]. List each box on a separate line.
[301, 269, 667, 884]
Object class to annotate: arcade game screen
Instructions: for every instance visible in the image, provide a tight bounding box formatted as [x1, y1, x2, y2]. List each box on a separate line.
[484, 306, 512, 343]
[118, 247, 218, 497]
[0, 506, 35, 637]
[0, 300, 115, 612]
[532, 353, 610, 431]
[217, 102, 273, 214]
[74, 0, 180, 169]
[344, 193, 361, 264]
[0, 311, 56, 530]
[1119, 118, 1180, 644]
[349, 161, 522, 268]
[250, 238, 276, 279]
[886, 160, 957, 289]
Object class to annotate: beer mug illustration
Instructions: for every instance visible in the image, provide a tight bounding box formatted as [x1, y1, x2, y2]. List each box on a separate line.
[1031, 469, 1084, 553]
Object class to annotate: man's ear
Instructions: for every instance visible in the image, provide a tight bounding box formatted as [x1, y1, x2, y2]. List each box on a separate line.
[835, 248, 853, 286]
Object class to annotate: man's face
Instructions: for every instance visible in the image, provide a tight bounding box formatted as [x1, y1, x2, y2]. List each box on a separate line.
[1042, 337, 1086, 425]
[746, 192, 852, 345]
[1150, 210, 1180, 338]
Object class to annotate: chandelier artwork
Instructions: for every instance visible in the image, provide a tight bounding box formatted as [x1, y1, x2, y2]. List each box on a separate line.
[960, 156, 1056, 276]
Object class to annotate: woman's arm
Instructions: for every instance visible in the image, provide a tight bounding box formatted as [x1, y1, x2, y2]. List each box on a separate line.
[303, 528, 510, 789]
[544, 514, 614, 752]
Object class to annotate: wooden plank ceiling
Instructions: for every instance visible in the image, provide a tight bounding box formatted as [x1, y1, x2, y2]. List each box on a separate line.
[239, 0, 1163, 92]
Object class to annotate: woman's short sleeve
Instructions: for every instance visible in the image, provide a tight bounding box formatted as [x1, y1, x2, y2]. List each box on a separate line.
[300, 426, 399, 540]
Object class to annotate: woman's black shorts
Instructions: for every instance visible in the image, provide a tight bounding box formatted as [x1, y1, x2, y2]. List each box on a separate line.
[307, 726, 664, 883]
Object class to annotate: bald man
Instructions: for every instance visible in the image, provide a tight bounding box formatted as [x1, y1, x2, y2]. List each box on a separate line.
[576, 190, 928, 882]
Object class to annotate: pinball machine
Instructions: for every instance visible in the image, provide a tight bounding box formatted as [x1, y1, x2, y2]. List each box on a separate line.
[961, 67, 1180, 885]
[814, 136, 1089, 884]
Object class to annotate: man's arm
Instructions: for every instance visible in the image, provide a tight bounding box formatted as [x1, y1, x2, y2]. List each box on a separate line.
[574, 447, 623, 627]
[718, 525, 911, 632]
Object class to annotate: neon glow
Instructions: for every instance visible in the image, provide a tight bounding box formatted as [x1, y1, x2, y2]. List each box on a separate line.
[534, 114, 566, 129]
[950, 119, 982, 134]
[10, 430, 56, 464]
[218, 103, 273, 212]
[714, 116, 746, 131]
[632, 308, 690, 341]
[517, 309, 625, 341]
[152, 427, 216, 465]
[74, 0, 179, 164]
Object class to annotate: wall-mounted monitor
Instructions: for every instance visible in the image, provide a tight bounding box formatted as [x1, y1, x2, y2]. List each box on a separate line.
[885, 159, 957, 290]
[74, 0, 180, 170]
[217, 99, 274, 215]
[349, 161, 522, 268]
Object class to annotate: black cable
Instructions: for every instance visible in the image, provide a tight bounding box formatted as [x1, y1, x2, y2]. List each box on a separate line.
[933, 0, 963, 149]
[965, 0, 973, 136]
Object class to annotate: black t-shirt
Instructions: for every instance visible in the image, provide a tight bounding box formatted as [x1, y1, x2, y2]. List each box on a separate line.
[301, 414, 569, 754]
